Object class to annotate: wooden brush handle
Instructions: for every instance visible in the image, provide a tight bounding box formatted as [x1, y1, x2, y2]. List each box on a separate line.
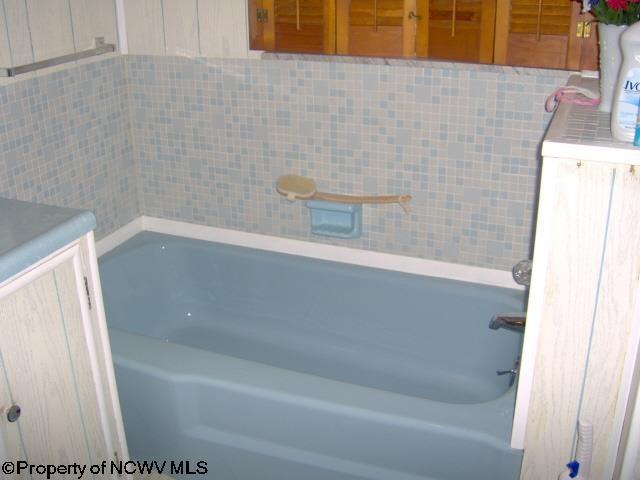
[313, 191, 412, 205]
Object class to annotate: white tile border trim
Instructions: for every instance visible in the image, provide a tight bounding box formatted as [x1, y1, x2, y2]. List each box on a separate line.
[96, 216, 523, 290]
[95, 216, 143, 257]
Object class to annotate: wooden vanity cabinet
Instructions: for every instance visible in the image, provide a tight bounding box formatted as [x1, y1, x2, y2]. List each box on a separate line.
[0, 232, 128, 479]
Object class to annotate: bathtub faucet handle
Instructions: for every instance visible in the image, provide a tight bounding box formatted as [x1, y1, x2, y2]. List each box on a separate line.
[512, 259, 532, 286]
[497, 358, 520, 387]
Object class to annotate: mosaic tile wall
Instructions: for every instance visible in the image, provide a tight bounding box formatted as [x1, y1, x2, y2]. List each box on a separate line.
[128, 55, 569, 270]
[0, 57, 138, 238]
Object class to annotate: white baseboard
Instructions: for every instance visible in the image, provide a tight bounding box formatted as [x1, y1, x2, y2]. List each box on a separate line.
[96, 216, 521, 290]
[95, 217, 144, 257]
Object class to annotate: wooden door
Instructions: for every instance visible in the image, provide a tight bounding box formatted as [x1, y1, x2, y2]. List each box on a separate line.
[494, 0, 598, 69]
[260, 0, 337, 54]
[417, 0, 496, 63]
[0, 248, 115, 475]
[337, 0, 415, 57]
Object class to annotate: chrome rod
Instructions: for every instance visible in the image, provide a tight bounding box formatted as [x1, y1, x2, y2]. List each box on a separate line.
[0, 38, 115, 78]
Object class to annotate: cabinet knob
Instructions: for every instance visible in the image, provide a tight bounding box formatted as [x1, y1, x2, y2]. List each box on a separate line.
[6, 405, 21, 423]
[408, 11, 422, 20]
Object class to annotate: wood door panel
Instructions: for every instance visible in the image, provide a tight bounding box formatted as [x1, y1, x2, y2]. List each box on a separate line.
[0, 256, 111, 468]
[495, 0, 596, 70]
[267, 0, 334, 53]
[419, 0, 495, 63]
[0, 354, 27, 479]
[506, 33, 569, 68]
[276, 23, 325, 52]
[429, 24, 484, 62]
[54, 259, 111, 464]
[0, 263, 92, 464]
[339, 0, 410, 57]
[348, 25, 403, 56]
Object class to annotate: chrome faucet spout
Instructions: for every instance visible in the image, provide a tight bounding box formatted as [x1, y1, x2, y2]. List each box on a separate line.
[489, 313, 526, 332]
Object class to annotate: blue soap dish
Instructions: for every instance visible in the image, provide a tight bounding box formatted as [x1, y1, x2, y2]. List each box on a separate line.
[306, 200, 362, 239]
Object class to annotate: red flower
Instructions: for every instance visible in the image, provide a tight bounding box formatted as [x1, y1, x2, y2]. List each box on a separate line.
[607, 0, 629, 9]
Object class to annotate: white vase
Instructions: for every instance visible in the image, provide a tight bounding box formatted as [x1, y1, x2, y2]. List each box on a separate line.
[599, 23, 628, 112]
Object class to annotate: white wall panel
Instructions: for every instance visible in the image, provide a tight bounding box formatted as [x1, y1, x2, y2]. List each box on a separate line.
[0, 0, 118, 70]
[198, 0, 248, 58]
[162, 0, 199, 57]
[70, 0, 118, 51]
[26, 0, 75, 60]
[2, 0, 34, 65]
[580, 167, 640, 478]
[0, 4, 11, 67]
[2, 0, 251, 60]
[519, 159, 616, 479]
[124, 0, 165, 55]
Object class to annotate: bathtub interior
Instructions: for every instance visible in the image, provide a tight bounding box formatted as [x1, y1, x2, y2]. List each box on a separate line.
[100, 232, 524, 405]
[111, 328, 524, 480]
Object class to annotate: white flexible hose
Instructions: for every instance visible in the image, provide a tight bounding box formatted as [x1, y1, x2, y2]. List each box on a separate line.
[575, 420, 593, 480]
[557, 420, 593, 480]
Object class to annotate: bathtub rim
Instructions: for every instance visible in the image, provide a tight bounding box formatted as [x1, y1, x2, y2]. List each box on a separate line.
[96, 216, 523, 291]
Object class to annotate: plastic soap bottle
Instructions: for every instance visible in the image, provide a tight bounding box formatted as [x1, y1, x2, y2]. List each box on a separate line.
[612, 21, 640, 142]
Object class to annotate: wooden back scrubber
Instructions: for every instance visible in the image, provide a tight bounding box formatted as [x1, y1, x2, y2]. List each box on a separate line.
[276, 174, 412, 213]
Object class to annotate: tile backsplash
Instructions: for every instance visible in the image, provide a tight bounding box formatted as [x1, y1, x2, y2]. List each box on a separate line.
[0, 57, 138, 238]
[128, 55, 569, 270]
[0, 54, 569, 271]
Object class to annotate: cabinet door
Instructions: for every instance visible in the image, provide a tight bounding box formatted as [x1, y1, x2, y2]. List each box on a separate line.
[337, 0, 415, 57]
[260, 0, 337, 54]
[0, 248, 114, 474]
[494, 0, 597, 69]
[417, 0, 496, 63]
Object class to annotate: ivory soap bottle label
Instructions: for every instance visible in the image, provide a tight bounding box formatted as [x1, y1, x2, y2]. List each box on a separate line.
[617, 69, 640, 132]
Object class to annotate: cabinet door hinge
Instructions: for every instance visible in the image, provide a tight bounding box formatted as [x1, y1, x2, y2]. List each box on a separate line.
[257, 8, 268, 23]
[83, 276, 92, 310]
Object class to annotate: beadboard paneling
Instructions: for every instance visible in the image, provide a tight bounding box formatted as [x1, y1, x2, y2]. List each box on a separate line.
[520, 159, 615, 479]
[0, 7, 11, 67]
[0, 0, 118, 69]
[0, 0, 250, 64]
[579, 166, 640, 478]
[124, 0, 165, 55]
[162, 0, 199, 56]
[26, 0, 75, 60]
[198, 0, 248, 58]
[519, 159, 640, 479]
[69, 0, 118, 51]
[54, 258, 111, 464]
[123, 0, 249, 58]
[0, 264, 92, 465]
[0, 351, 27, 472]
[2, 0, 34, 65]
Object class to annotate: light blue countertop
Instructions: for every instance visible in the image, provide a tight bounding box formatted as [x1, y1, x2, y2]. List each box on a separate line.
[0, 198, 96, 284]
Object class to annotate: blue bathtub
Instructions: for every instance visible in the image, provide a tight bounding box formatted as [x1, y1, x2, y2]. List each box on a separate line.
[100, 232, 525, 480]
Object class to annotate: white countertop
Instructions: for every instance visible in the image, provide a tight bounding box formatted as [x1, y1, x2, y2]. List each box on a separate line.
[542, 75, 640, 165]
